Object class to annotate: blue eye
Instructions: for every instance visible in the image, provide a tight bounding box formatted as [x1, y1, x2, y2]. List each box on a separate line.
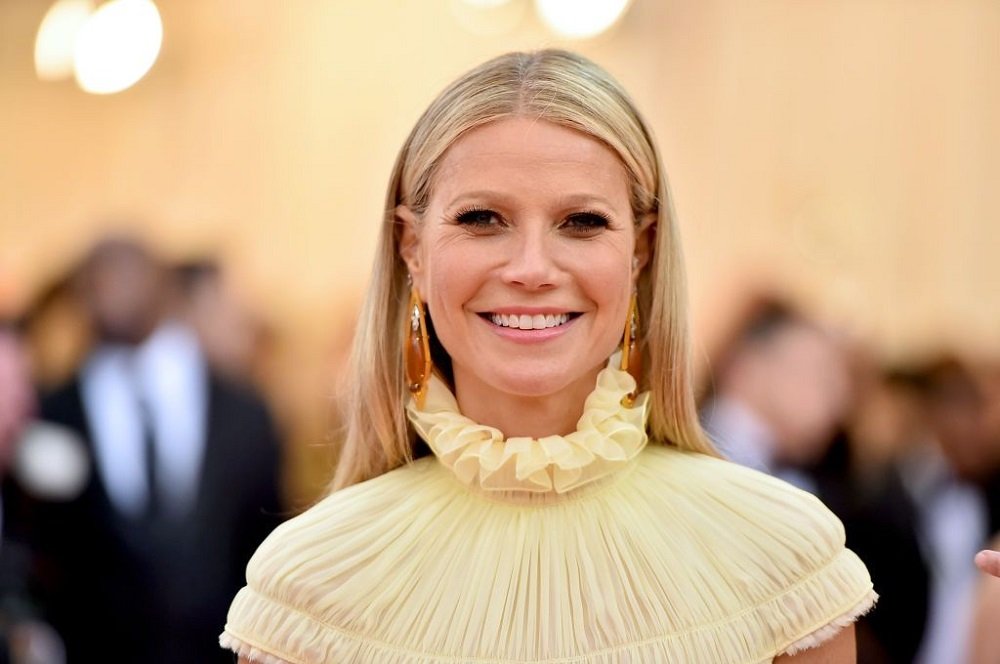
[454, 207, 501, 228]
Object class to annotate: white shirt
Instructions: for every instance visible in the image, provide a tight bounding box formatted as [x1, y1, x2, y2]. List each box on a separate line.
[80, 322, 207, 519]
[902, 446, 987, 664]
[701, 396, 818, 494]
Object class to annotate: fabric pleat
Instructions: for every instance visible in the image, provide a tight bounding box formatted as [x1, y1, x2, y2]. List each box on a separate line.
[221, 447, 876, 663]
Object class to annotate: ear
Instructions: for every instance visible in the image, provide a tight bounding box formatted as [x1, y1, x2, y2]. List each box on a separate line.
[396, 205, 426, 291]
[632, 212, 656, 284]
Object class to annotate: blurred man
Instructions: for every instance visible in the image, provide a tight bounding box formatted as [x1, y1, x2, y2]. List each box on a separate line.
[903, 357, 1000, 664]
[701, 300, 929, 664]
[5, 237, 283, 663]
[701, 302, 852, 491]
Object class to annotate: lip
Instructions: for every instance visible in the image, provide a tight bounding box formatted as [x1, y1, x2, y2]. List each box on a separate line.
[477, 311, 580, 344]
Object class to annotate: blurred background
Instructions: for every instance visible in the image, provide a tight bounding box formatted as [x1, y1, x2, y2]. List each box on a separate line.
[1, 0, 999, 662]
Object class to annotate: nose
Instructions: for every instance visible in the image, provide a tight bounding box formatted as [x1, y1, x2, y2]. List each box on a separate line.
[498, 226, 559, 291]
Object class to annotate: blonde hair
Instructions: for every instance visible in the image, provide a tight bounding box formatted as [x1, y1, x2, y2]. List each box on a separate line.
[332, 49, 716, 491]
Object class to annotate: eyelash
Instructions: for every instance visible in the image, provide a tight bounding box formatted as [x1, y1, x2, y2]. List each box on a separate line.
[453, 206, 499, 227]
[451, 206, 612, 234]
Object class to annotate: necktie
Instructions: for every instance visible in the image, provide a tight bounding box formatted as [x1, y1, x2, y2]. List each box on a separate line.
[136, 393, 159, 520]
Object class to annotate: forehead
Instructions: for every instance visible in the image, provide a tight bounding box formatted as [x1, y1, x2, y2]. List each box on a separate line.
[429, 117, 629, 205]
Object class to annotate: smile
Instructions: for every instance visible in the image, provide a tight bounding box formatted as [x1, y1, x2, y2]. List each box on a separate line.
[480, 312, 580, 330]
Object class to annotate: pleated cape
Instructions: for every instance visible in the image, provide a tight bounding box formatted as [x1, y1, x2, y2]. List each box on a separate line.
[221, 446, 875, 663]
[223, 362, 875, 662]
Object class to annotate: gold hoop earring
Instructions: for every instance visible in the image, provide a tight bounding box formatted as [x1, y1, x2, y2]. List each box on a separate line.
[620, 290, 640, 407]
[406, 284, 433, 408]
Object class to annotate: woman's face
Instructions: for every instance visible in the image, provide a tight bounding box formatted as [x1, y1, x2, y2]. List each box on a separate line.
[400, 117, 651, 403]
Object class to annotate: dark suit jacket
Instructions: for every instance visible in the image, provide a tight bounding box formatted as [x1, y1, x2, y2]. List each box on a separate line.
[806, 435, 930, 664]
[4, 372, 283, 664]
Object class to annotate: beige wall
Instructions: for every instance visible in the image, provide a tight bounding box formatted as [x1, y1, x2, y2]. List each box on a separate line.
[2, 0, 998, 498]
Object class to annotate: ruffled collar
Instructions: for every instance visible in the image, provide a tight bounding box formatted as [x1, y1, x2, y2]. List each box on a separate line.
[406, 355, 650, 494]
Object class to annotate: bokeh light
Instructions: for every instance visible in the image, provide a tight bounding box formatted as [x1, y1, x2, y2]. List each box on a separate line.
[34, 0, 95, 81]
[73, 0, 163, 95]
[534, 0, 630, 39]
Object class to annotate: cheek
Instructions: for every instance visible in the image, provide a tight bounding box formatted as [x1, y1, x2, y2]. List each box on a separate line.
[574, 246, 633, 321]
[421, 241, 484, 335]
[427, 271, 474, 318]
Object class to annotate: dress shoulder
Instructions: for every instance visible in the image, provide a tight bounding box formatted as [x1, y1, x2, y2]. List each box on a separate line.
[220, 448, 875, 663]
[220, 456, 452, 664]
[637, 445, 877, 655]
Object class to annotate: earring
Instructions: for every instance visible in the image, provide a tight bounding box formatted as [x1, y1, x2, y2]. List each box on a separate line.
[405, 281, 433, 408]
[619, 289, 641, 407]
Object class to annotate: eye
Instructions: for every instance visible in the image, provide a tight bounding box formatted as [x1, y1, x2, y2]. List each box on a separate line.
[561, 211, 611, 235]
[452, 206, 503, 230]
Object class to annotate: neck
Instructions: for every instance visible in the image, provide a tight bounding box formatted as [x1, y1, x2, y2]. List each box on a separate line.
[450, 364, 603, 439]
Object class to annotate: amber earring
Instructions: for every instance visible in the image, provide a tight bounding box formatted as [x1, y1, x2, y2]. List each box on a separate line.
[619, 290, 641, 407]
[405, 282, 433, 408]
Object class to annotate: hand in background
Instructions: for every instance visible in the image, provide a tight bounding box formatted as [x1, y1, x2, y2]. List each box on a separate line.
[972, 548, 1000, 662]
[975, 550, 1000, 578]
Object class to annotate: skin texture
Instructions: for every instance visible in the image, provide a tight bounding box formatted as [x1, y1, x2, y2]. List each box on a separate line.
[399, 117, 652, 439]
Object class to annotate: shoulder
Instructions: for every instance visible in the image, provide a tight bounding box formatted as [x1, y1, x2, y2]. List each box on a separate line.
[636, 445, 851, 570]
[242, 457, 446, 594]
[633, 445, 876, 655]
[222, 457, 451, 660]
[640, 444, 845, 541]
[205, 373, 281, 460]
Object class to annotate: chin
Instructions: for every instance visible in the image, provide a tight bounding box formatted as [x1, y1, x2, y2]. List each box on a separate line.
[489, 374, 572, 399]
[476, 356, 604, 400]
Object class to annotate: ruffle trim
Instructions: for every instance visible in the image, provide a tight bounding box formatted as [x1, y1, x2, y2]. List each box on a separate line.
[220, 632, 296, 664]
[781, 590, 878, 655]
[780, 590, 878, 655]
[220, 548, 876, 663]
[406, 354, 650, 493]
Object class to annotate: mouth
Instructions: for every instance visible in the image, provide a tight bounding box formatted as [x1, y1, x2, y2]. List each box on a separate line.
[478, 312, 582, 330]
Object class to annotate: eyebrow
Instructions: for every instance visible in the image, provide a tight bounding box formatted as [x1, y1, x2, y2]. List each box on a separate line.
[446, 190, 619, 210]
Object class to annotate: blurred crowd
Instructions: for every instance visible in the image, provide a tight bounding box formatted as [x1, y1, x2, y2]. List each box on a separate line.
[699, 297, 1000, 663]
[1, 234, 1000, 663]
[0, 236, 283, 664]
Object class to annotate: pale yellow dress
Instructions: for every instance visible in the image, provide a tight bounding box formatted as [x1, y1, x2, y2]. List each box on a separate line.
[220, 361, 876, 663]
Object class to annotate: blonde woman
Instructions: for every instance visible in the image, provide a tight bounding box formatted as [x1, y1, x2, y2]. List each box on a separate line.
[220, 50, 875, 663]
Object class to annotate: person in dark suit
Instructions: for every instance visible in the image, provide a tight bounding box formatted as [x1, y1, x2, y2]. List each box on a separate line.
[699, 299, 930, 664]
[0, 322, 66, 664]
[4, 237, 283, 664]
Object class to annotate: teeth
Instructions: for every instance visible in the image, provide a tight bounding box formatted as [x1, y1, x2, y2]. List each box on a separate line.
[489, 313, 570, 329]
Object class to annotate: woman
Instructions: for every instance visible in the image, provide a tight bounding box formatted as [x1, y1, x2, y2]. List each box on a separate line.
[221, 49, 875, 663]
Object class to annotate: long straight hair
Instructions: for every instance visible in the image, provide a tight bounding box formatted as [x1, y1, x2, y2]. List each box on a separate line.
[332, 50, 716, 491]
